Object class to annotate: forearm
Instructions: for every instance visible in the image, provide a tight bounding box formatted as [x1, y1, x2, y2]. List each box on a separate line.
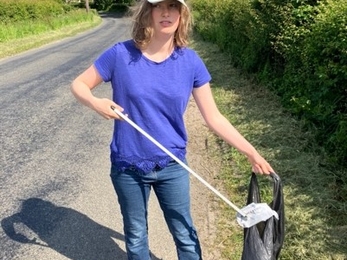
[193, 84, 273, 174]
[71, 75, 121, 120]
[70, 64, 104, 111]
[71, 79, 98, 110]
[206, 114, 259, 158]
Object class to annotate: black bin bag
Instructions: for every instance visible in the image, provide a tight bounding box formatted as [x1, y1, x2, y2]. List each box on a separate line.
[241, 172, 285, 260]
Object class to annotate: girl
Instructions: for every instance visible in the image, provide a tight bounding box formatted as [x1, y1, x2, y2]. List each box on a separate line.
[71, 0, 274, 259]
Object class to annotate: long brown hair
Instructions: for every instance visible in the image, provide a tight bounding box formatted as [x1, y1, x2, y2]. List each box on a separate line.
[131, 0, 192, 49]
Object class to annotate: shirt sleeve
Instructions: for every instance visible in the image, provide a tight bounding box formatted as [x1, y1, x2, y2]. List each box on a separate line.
[94, 44, 118, 82]
[193, 51, 212, 88]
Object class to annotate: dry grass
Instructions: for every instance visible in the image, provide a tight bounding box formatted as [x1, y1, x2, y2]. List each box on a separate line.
[190, 33, 347, 260]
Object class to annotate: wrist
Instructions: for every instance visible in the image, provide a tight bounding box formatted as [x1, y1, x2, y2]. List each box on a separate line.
[88, 96, 99, 110]
[245, 149, 259, 160]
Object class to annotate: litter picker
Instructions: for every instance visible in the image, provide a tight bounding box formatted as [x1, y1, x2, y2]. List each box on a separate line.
[112, 108, 278, 228]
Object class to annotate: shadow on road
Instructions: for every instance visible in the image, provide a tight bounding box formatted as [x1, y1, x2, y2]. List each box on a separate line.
[1, 198, 161, 260]
[98, 10, 132, 19]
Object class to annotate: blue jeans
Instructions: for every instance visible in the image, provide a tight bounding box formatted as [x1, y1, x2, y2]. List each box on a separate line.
[110, 161, 202, 260]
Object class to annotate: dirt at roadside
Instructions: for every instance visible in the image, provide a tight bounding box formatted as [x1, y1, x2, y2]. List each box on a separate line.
[185, 98, 225, 260]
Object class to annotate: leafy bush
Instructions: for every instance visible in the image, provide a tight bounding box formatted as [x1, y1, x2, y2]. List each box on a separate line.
[192, 0, 347, 168]
[193, 0, 250, 67]
[0, 0, 73, 24]
[273, 0, 347, 165]
[114, 0, 135, 4]
[93, 0, 114, 10]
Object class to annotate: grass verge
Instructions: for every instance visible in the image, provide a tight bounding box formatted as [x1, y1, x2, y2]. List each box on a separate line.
[191, 34, 347, 260]
[0, 9, 102, 59]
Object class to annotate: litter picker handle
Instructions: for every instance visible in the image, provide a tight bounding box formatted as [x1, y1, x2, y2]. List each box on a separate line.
[112, 108, 245, 217]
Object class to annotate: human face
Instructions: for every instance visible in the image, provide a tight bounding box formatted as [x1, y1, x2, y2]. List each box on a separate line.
[151, 1, 181, 37]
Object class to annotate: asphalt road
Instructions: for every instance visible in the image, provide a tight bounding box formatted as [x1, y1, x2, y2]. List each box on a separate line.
[0, 14, 180, 260]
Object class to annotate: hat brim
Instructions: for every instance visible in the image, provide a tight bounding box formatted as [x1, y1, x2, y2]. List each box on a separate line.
[147, 0, 187, 7]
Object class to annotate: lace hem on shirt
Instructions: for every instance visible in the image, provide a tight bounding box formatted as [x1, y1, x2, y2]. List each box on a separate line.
[111, 149, 186, 175]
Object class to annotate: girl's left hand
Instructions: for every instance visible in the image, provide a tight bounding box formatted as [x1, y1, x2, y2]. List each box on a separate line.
[247, 153, 275, 175]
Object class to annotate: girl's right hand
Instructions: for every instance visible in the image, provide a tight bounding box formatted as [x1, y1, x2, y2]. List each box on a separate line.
[91, 97, 124, 120]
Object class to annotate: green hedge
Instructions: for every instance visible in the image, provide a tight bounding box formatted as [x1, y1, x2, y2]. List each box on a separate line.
[0, 0, 74, 24]
[274, 0, 347, 165]
[92, 0, 135, 11]
[192, 0, 347, 169]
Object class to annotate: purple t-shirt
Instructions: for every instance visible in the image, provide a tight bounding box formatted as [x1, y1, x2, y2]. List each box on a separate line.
[94, 40, 211, 174]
